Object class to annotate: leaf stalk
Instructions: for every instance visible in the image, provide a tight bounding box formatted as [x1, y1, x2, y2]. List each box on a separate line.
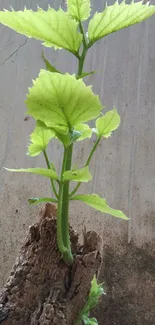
[43, 150, 59, 199]
[70, 137, 101, 198]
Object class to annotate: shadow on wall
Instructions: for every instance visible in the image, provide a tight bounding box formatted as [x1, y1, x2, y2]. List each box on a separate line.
[94, 240, 155, 325]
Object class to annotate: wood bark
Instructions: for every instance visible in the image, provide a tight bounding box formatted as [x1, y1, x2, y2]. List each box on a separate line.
[0, 204, 102, 325]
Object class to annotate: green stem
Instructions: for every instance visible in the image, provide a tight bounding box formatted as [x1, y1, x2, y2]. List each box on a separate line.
[87, 41, 94, 49]
[43, 150, 59, 199]
[61, 144, 73, 249]
[70, 137, 101, 198]
[71, 50, 81, 60]
[78, 21, 88, 76]
[85, 137, 101, 166]
[79, 21, 87, 48]
[78, 47, 88, 76]
[56, 22, 89, 265]
[57, 149, 67, 253]
[57, 144, 73, 264]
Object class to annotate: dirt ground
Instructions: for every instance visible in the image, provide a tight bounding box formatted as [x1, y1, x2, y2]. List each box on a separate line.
[95, 240, 155, 325]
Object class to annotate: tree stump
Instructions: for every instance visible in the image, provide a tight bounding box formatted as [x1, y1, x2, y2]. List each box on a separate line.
[0, 204, 102, 325]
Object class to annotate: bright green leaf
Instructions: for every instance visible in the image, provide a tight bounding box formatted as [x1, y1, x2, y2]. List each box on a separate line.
[42, 50, 60, 73]
[72, 194, 128, 220]
[63, 166, 92, 182]
[67, 0, 91, 21]
[88, 1, 155, 44]
[74, 124, 92, 141]
[27, 144, 42, 157]
[27, 120, 55, 157]
[28, 197, 57, 205]
[26, 70, 102, 134]
[95, 108, 120, 138]
[5, 167, 58, 180]
[77, 71, 95, 80]
[0, 7, 82, 53]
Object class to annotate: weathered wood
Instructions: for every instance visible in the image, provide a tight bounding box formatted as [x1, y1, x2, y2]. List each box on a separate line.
[0, 204, 102, 325]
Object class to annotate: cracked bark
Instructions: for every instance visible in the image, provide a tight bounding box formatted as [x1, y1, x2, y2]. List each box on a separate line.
[0, 204, 102, 325]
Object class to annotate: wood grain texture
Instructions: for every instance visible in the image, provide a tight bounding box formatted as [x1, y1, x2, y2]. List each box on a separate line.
[0, 0, 155, 324]
[0, 204, 102, 325]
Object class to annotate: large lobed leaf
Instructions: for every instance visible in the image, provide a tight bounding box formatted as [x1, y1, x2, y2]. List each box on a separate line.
[28, 120, 55, 157]
[67, 0, 91, 21]
[88, 1, 155, 44]
[72, 194, 128, 220]
[26, 70, 102, 135]
[0, 7, 82, 53]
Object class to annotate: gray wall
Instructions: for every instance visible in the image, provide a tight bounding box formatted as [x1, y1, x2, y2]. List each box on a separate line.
[0, 1, 155, 324]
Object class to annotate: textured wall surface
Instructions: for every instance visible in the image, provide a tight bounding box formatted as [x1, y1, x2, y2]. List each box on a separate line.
[0, 0, 155, 324]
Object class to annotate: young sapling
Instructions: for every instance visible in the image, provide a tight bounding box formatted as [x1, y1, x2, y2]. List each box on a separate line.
[0, 0, 155, 267]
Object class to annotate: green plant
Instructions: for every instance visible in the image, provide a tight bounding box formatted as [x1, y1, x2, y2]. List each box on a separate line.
[1, 0, 155, 265]
[76, 276, 104, 325]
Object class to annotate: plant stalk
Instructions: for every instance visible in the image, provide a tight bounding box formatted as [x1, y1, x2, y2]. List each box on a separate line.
[78, 47, 88, 76]
[70, 137, 101, 198]
[85, 137, 101, 166]
[78, 21, 88, 76]
[43, 150, 58, 199]
[57, 144, 73, 264]
[57, 21, 89, 264]
[79, 21, 87, 48]
[61, 144, 73, 248]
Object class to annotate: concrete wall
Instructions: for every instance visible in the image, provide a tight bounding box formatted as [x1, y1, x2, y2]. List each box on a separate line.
[0, 0, 155, 324]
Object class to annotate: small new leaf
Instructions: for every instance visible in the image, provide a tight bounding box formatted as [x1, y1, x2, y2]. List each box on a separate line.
[95, 108, 120, 138]
[56, 127, 89, 147]
[0, 7, 82, 53]
[69, 130, 82, 143]
[82, 316, 98, 325]
[67, 0, 91, 21]
[76, 276, 104, 325]
[90, 276, 104, 299]
[42, 51, 60, 73]
[63, 166, 92, 182]
[74, 124, 92, 141]
[28, 197, 57, 205]
[72, 194, 128, 220]
[77, 71, 95, 80]
[5, 167, 58, 180]
[88, 1, 155, 44]
[26, 71, 102, 134]
[28, 121, 55, 157]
